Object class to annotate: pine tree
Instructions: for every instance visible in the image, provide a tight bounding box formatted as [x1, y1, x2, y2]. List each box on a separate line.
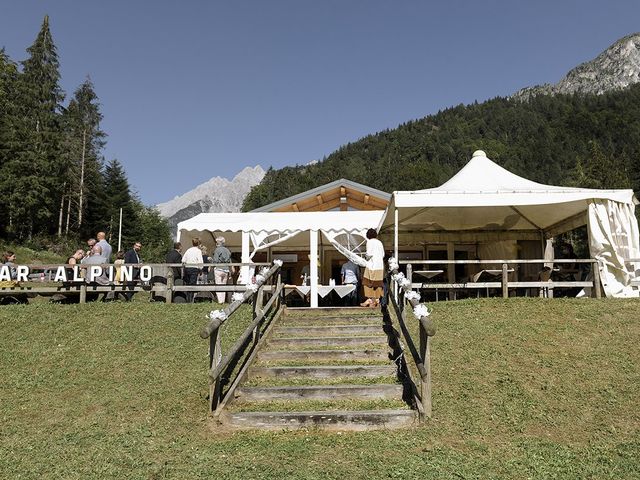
[100, 159, 138, 248]
[0, 49, 19, 236]
[5, 15, 65, 239]
[62, 77, 106, 235]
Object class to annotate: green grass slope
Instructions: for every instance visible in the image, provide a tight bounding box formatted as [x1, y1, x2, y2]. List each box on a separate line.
[1, 299, 638, 479]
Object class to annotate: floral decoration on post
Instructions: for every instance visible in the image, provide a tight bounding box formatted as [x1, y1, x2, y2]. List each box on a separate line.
[399, 277, 411, 289]
[260, 267, 270, 276]
[207, 309, 228, 321]
[404, 290, 420, 302]
[231, 292, 245, 302]
[245, 282, 259, 293]
[413, 303, 431, 319]
[392, 271, 405, 283]
[255, 274, 266, 285]
[388, 257, 399, 272]
[273, 259, 283, 267]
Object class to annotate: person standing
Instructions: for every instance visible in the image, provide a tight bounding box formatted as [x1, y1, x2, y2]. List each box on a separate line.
[166, 242, 183, 281]
[96, 232, 112, 263]
[182, 237, 203, 302]
[341, 259, 360, 306]
[361, 228, 385, 308]
[123, 241, 142, 301]
[212, 236, 232, 303]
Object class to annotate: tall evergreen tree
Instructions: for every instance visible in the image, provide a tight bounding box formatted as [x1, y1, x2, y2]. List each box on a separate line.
[0, 49, 19, 236]
[101, 159, 138, 248]
[4, 15, 65, 238]
[62, 77, 106, 236]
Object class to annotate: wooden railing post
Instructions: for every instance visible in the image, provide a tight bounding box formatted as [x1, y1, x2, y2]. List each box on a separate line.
[592, 259, 602, 299]
[165, 268, 174, 304]
[209, 326, 222, 411]
[79, 282, 86, 304]
[502, 262, 508, 298]
[419, 322, 432, 418]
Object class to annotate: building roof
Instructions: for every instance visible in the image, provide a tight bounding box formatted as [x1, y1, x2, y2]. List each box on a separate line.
[251, 178, 391, 212]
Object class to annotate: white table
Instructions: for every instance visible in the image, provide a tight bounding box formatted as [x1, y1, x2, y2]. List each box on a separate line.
[413, 269, 444, 279]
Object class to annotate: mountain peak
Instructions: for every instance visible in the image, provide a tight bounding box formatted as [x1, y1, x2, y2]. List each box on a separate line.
[513, 32, 640, 100]
[156, 165, 265, 232]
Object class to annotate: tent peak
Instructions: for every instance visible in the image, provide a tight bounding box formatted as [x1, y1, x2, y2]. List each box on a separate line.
[472, 150, 486, 158]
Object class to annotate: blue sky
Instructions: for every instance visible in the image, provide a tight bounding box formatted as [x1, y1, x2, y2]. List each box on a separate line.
[1, 1, 638, 205]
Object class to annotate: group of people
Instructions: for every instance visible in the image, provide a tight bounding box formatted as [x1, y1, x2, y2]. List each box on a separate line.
[66, 232, 143, 289]
[165, 236, 233, 303]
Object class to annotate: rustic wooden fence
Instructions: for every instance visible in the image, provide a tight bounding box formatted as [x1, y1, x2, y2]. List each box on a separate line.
[199, 262, 284, 415]
[385, 263, 436, 419]
[402, 258, 602, 300]
[0, 262, 269, 304]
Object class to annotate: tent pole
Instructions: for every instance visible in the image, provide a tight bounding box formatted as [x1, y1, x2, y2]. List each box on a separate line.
[394, 208, 399, 260]
[310, 230, 319, 308]
[241, 231, 250, 285]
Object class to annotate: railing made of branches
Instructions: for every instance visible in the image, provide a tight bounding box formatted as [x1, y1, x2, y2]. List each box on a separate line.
[199, 262, 284, 415]
[385, 261, 435, 419]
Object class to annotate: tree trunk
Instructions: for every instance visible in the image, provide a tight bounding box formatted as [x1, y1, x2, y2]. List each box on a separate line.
[65, 195, 71, 235]
[78, 129, 87, 227]
[57, 181, 66, 237]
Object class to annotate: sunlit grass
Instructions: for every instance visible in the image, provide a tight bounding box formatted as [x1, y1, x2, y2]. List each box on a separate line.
[1, 298, 639, 479]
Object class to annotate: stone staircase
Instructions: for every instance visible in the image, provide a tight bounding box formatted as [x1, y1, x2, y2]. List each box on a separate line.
[219, 307, 416, 430]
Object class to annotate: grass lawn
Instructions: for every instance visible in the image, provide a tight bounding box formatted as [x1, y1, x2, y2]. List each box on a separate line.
[1, 298, 639, 479]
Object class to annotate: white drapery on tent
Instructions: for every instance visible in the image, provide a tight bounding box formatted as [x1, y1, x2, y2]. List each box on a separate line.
[379, 150, 640, 297]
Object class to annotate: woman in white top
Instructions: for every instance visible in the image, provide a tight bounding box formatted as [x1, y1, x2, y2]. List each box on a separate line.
[182, 237, 204, 302]
[361, 228, 385, 307]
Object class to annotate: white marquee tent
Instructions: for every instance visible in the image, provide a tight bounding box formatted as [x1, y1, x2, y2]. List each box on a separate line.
[379, 150, 640, 297]
[177, 211, 384, 306]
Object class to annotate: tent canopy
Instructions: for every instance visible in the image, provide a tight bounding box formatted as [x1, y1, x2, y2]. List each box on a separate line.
[178, 211, 384, 250]
[380, 150, 637, 237]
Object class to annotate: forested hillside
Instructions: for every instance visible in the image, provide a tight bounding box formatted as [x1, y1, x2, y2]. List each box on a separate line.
[0, 17, 171, 259]
[243, 86, 640, 210]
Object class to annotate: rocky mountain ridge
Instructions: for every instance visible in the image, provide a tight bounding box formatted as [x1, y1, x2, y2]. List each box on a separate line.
[156, 165, 265, 232]
[513, 33, 640, 100]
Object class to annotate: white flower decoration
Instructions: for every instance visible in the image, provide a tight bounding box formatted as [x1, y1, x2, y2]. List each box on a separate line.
[388, 257, 399, 271]
[413, 304, 431, 319]
[392, 271, 405, 282]
[231, 292, 245, 302]
[245, 283, 259, 293]
[273, 259, 283, 267]
[260, 267, 270, 276]
[405, 290, 420, 302]
[207, 309, 228, 321]
[255, 274, 266, 284]
[399, 277, 411, 289]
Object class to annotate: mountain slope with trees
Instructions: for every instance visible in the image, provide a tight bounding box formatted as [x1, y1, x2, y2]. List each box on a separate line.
[243, 85, 640, 211]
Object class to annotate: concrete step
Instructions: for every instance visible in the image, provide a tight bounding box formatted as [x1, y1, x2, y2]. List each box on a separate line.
[274, 324, 383, 337]
[267, 336, 388, 349]
[257, 349, 389, 363]
[221, 409, 416, 431]
[235, 383, 404, 402]
[248, 364, 396, 380]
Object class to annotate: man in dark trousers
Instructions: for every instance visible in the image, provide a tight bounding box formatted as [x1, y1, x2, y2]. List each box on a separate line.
[123, 241, 142, 300]
[166, 242, 182, 280]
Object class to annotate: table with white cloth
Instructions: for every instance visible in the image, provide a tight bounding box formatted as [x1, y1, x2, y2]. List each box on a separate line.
[285, 284, 356, 301]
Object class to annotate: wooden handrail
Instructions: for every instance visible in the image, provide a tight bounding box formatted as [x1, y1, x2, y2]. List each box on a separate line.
[207, 281, 283, 382]
[200, 263, 281, 338]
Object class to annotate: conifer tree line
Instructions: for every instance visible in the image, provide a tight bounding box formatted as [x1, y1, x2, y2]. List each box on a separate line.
[0, 16, 171, 260]
[243, 84, 640, 212]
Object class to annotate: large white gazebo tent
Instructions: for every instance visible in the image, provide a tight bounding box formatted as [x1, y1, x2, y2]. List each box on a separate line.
[177, 210, 384, 306]
[379, 150, 640, 297]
